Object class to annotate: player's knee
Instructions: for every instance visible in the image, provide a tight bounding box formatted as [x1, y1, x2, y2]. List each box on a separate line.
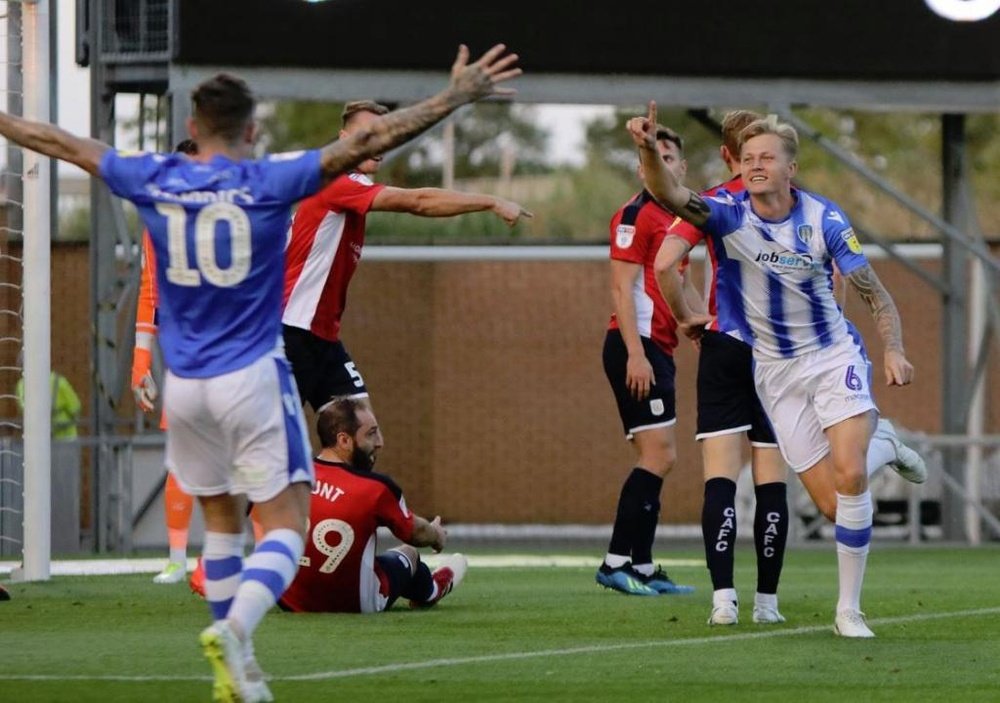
[392, 545, 420, 576]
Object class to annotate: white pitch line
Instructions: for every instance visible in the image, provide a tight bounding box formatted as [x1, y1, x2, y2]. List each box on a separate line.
[0, 556, 705, 576]
[1, 607, 997, 683]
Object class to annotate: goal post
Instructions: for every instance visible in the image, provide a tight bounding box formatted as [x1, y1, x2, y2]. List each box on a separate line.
[18, 0, 52, 582]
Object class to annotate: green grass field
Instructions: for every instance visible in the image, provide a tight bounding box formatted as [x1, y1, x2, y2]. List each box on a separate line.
[2, 546, 999, 702]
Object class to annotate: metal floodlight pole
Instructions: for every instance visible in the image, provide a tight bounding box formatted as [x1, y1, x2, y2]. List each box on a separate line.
[20, 0, 53, 582]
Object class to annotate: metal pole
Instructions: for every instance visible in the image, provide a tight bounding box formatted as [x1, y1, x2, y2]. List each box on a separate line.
[964, 241, 986, 546]
[21, 0, 53, 582]
[940, 114, 970, 542]
[442, 119, 455, 191]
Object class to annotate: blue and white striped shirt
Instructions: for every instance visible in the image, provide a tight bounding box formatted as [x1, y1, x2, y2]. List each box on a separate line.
[702, 188, 868, 360]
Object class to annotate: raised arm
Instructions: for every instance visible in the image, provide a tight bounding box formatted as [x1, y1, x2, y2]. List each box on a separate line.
[844, 263, 913, 386]
[371, 186, 532, 226]
[0, 112, 109, 177]
[318, 44, 520, 183]
[626, 101, 710, 227]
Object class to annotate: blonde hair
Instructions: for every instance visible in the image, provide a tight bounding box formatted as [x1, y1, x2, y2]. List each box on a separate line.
[720, 110, 763, 157]
[739, 114, 799, 159]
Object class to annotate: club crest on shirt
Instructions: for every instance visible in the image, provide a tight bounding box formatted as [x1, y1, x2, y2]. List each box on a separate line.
[841, 227, 863, 254]
[797, 224, 813, 244]
[615, 224, 636, 249]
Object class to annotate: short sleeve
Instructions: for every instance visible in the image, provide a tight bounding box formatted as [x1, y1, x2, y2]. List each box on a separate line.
[610, 206, 665, 264]
[667, 217, 705, 249]
[701, 193, 745, 237]
[376, 481, 415, 543]
[256, 149, 323, 204]
[314, 172, 386, 214]
[99, 151, 165, 201]
[821, 202, 868, 275]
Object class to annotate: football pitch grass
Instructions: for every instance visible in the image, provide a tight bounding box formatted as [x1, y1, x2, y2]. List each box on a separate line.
[2, 546, 999, 702]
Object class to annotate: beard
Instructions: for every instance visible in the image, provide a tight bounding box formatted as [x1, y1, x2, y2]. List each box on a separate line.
[351, 445, 376, 472]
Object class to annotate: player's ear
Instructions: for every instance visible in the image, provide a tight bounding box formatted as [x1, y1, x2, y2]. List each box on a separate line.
[186, 116, 198, 142]
[788, 159, 798, 179]
[719, 144, 731, 165]
[244, 120, 259, 145]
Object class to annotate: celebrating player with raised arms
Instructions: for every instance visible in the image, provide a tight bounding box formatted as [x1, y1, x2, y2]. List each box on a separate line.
[629, 102, 918, 638]
[654, 112, 926, 627]
[283, 99, 531, 413]
[0, 43, 521, 701]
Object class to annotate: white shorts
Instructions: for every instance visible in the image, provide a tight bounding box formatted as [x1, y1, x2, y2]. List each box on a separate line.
[754, 336, 877, 473]
[164, 351, 314, 503]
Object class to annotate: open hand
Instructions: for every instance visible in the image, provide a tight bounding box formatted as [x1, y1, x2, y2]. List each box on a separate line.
[450, 44, 522, 102]
[626, 354, 655, 401]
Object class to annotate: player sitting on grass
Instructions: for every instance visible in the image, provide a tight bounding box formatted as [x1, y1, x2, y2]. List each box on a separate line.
[192, 396, 467, 612]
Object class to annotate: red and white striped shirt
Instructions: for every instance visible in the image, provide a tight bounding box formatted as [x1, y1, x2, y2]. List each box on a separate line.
[282, 172, 385, 341]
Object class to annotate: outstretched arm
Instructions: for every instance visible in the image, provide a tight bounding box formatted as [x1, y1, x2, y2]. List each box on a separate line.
[0, 112, 110, 177]
[318, 44, 520, 183]
[626, 101, 710, 227]
[371, 187, 532, 226]
[844, 263, 913, 386]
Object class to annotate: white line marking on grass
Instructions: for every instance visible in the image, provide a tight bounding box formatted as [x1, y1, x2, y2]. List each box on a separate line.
[2, 607, 997, 683]
[0, 556, 705, 576]
[283, 606, 1000, 681]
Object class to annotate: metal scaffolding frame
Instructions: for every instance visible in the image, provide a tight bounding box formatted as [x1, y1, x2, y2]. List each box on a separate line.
[80, 0, 998, 547]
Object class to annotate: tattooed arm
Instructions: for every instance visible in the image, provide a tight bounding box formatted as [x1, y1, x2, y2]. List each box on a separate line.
[845, 263, 914, 386]
[319, 44, 520, 183]
[625, 101, 711, 227]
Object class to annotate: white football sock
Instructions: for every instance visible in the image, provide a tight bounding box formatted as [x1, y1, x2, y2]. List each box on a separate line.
[835, 491, 873, 614]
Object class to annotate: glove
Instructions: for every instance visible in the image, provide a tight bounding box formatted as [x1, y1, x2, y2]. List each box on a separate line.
[134, 371, 158, 413]
[131, 346, 158, 413]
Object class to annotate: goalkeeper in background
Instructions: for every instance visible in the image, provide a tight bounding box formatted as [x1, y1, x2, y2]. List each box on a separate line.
[132, 139, 200, 585]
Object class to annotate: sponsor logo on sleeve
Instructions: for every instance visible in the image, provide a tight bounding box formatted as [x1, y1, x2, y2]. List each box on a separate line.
[826, 210, 845, 225]
[615, 224, 636, 249]
[348, 172, 375, 186]
[841, 227, 863, 254]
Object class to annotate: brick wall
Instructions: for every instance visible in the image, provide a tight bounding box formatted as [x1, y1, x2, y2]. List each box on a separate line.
[4, 244, 997, 524]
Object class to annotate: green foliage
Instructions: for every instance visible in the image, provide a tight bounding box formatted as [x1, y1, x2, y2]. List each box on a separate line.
[583, 107, 729, 191]
[259, 101, 344, 152]
[2, 547, 999, 701]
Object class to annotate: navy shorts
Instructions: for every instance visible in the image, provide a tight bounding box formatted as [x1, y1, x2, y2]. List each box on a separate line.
[696, 330, 776, 445]
[375, 551, 413, 610]
[602, 329, 676, 438]
[283, 325, 369, 411]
